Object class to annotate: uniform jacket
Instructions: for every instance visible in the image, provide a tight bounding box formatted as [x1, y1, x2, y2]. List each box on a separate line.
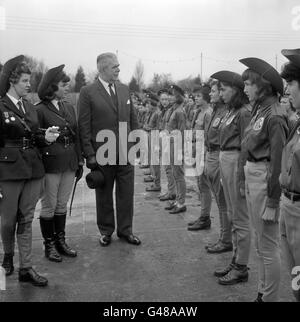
[205, 102, 228, 150]
[280, 119, 300, 193]
[36, 100, 82, 173]
[144, 108, 161, 131]
[78, 79, 139, 161]
[0, 95, 46, 181]
[242, 96, 289, 208]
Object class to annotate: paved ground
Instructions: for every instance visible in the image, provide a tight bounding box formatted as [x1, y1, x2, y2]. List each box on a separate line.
[0, 166, 294, 302]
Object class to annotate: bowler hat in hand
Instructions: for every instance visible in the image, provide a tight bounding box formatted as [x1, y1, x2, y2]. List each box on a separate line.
[86, 170, 105, 189]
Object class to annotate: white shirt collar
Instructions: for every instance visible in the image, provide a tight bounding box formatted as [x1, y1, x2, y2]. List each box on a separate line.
[98, 76, 115, 94]
[51, 99, 60, 110]
[6, 93, 22, 107]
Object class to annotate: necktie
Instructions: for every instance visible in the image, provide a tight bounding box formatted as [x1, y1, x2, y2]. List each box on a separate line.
[17, 100, 26, 115]
[108, 83, 118, 107]
[57, 101, 63, 111]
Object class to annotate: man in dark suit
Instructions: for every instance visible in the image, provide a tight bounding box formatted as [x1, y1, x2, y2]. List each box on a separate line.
[78, 53, 141, 247]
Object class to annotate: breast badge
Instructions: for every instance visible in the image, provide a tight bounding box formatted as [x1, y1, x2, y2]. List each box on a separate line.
[213, 118, 221, 128]
[253, 117, 264, 131]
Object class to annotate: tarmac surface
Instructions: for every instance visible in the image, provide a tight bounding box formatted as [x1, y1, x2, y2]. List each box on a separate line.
[0, 166, 294, 302]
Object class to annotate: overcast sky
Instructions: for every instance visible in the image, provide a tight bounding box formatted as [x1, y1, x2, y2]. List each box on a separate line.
[0, 0, 299, 84]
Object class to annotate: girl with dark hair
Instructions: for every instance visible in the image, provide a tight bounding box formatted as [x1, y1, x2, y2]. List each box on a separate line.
[0, 56, 59, 286]
[36, 65, 83, 263]
[210, 71, 252, 286]
[240, 57, 289, 302]
[201, 81, 232, 254]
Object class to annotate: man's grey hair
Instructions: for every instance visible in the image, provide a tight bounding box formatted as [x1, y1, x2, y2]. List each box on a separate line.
[97, 53, 117, 72]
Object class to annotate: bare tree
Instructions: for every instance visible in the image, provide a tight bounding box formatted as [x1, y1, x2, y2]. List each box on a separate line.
[133, 60, 145, 90]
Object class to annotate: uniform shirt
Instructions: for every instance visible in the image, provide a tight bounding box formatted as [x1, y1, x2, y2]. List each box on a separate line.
[242, 96, 289, 208]
[165, 103, 186, 133]
[219, 105, 252, 151]
[191, 105, 212, 141]
[280, 119, 300, 193]
[6, 94, 26, 114]
[205, 102, 228, 150]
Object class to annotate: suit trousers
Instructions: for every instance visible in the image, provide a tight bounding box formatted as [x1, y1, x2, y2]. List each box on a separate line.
[219, 151, 251, 265]
[0, 178, 44, 268]
[40, 171, 75, 218]
[245, 161, 281, 302]
[204, 151, 231, 245]
[280, 195, 300, 301]
[95, 164, 135, 236]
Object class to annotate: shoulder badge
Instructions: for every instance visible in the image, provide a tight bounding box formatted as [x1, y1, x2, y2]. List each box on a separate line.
[253, 117, 265, 131]
[226, 114, 236, 126]
[213, 118, 221, 127]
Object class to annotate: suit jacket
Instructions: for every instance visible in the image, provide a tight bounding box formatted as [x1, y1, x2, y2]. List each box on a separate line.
[36, 100, 82, 173]
[78, 80, 139, 162]
[0, 95, 46, 181]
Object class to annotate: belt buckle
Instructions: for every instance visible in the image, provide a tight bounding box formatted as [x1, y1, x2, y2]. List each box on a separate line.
[22, 138, 29, 150]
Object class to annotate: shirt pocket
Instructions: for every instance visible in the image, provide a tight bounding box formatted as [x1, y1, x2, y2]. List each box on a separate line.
[0, 149, 18, 163]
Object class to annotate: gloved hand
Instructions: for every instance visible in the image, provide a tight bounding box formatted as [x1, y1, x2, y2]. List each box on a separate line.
[86, 155, 98, 170]
[262, 207, 278, 223]
[75, 165, 84, 181]
[45, 126, 60, 143]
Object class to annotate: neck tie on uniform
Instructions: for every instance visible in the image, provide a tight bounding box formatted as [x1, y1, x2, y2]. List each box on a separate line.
[17, 100, 26, 115]
[108, 83, 118, 107]
[57, 100, 63, 111]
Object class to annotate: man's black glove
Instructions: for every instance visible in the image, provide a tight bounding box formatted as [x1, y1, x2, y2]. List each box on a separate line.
[75, 165, 84, 181]
[86, 155, 98, 170]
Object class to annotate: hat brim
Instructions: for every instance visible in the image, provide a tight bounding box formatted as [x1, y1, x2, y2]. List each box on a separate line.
[240, 57, 284, 96]
[281, 49, 300, 69]
[211, 71, 244, 90]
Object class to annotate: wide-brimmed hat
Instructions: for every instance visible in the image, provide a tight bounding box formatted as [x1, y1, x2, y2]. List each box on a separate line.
[85, 170, 105, 189]
[239, 57, 284, 96]
[0, 55, 25, 97]
[211, 71, 244, 90]
[281, 48, 300, 69]
[38, 65, 70, 100]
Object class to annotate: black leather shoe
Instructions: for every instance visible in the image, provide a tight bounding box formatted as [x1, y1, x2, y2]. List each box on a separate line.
[144, 176, 154, 183]
[169, 205, 187, 214]
[2, 253, 14, 276]
[206, 241, 233, 254]
[188, 218, 211, 231]
[254, 293, 264, 302]
[159, 194, 176, 201]
[118, 234, 141, 246]
[214, 262, 235, 278]
[99, 235, 111, 247]
[18, 268, 48, 287]
[218, 265, 249, 285]
[146, 185, 161, 192]
[164, 201, 177, 210]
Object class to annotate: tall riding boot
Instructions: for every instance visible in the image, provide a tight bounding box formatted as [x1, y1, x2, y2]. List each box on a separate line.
[54, 214, 77, 257]
[39, 218, 62, 262]
[2, 253, 14, 276]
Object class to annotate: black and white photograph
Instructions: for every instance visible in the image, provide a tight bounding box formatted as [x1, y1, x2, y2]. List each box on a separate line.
[0, 0, 300, 307]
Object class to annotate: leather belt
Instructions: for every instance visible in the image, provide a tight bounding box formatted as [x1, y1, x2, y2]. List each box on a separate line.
[56, 136, 74, 147]
[283, 190, 300, 202]
[4, 138, 35, 149]
[247, 157, 270, 163]
[220, 147, 241, 152]
[207, 147, 220, 153]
